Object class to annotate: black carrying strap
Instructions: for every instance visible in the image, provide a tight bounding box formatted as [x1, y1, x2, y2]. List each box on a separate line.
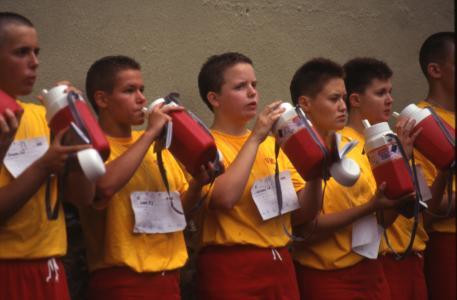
[422, 106, 455, 218]
[156, 145, 218, 216]
[45, 92, 90, 220]
[156, 93, 220, 216]
[295, 106, 330, 179]
[425, 106, 455, 147]
[273, 106, 329, 242]
[382, 133, 422, 260]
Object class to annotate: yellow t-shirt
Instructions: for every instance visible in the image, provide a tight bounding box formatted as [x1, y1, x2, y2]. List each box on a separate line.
[415, 100, 455, 234]
[200, 130, 305, 248]
[293, 126, 377, 270]
[0, 101, 65, 259]
[79, 131, 189, 273]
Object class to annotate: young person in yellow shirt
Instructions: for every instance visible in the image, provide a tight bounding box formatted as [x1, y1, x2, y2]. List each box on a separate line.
[341, 58, 429, 300]
[80, 55, 213, 300]
[0, 12, 94, 300]
[195, 52, 323, 299]
[412, 31, 455, 300]
[292, 58, 414, 300]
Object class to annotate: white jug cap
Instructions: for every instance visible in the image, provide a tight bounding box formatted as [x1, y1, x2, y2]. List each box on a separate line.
[77, 148, 106, 181]
[363, 122, 392, 139]
[329, 157, 360, 187]
[398, 103, 430, 124]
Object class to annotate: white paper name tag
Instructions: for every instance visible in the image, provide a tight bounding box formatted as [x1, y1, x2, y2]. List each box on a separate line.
[130, 191, 186, 234]
[3, 137, 49, 178]
[251, 171, 300, 221]
[352, 214, 383, 259]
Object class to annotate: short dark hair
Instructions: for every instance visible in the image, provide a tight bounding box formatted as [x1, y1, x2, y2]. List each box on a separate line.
[290, 58, 344, 106]
[343, 57, 392, 111]
[198, 52, 253, 111]
[0, 12, 34, 46]
[85, 55, 141, 113]
[419, 32, 455, 79]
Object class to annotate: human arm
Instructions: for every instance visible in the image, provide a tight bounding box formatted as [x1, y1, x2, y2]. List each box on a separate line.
[0, 129, 89, 222]
[94, 104, 181, 204]
[208, 101, 285, 210]
[295, 183, 410, 243]
[0, 109, 22, 163]
[292, 177, 323, 226]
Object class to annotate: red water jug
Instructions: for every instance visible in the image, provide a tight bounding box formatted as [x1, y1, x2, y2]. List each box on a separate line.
[363, 120, 415, 199]
[272, 103, 330, 181]
[0, 88, 23, 116]
[397, 104, 455, 170]
[41, 85, 110, 161]
[148, 93, 221, 178]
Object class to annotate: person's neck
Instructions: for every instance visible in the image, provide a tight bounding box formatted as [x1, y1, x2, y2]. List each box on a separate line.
[211, 115, 249, 136]
[99, 114, 132, 138]
[346, 110, 366, 135]
[314, 127, 334, 148]
[426, 86, 455, 112]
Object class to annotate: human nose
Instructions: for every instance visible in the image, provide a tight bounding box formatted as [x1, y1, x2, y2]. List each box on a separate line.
[136, 90, 147, 105]
[29, 52, 39, 69]
[385, 93, 393, 105]
[247, 84, 256, 97]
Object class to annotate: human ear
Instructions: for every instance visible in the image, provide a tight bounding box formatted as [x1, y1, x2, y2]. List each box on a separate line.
[94, 91, 109, 110]
[298, 95, 312, 113]
[427, 63, 442, 79]
[207, 91, 220, 110]
[349, 93, 361, 109]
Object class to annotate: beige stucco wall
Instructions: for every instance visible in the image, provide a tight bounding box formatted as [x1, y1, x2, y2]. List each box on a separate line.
[2, 0, 454, 125]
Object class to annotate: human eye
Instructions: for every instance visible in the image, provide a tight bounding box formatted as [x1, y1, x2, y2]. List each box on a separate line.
[14, 47, 30, 57]
[234, 82, 245, 90]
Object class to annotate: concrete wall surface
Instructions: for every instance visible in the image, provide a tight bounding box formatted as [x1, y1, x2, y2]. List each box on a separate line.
[1, 0, 454, 124]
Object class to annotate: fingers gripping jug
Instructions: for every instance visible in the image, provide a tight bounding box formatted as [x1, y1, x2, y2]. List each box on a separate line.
[148, 93, 222, 178]
[0, 88, 23, 117]
[41, 85, 109, 181]
[363, 120, 415, 199]
[397, 104, 455, 170]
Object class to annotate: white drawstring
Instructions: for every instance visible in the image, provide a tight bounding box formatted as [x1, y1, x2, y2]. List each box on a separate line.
[45, 258, 60, 283]
[161, 271, 166, 276]
[271, 248, 283, 261]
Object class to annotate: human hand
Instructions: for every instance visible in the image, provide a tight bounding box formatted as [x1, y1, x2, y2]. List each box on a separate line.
[395, 117, 422, 159]
[0, 108, 23, 152]
[251, 100, 284, 143]
[144, 102, 184, 141]
[370, 182, 415, 211]
[37, 128, 91, 175]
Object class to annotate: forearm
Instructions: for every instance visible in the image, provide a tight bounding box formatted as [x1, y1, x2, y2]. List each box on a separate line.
[428, 170, 451, 213]
[376, 208, 399, 228]
[181, 179, 204, 213]
[63, 161, 95, 207]
[0, 161, 50, 222]
[209, 135, 260, 210]
[297, 201, 374, 243]
[96, 131, 156, 199]
[292, 178, 322, 226]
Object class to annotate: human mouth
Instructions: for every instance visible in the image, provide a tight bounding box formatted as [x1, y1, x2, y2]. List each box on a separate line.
[25, 76, 36, 85]
[246, 102, 257, 110]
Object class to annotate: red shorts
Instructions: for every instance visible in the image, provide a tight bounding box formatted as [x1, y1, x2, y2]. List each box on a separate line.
[295, 259, 391, 300]
[87, 266, 181, 300]
[0, 257, 70, 300]
[197, 245, 300, 300]
[425, 231, 456, 300]
[380, 253, 427, 300]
